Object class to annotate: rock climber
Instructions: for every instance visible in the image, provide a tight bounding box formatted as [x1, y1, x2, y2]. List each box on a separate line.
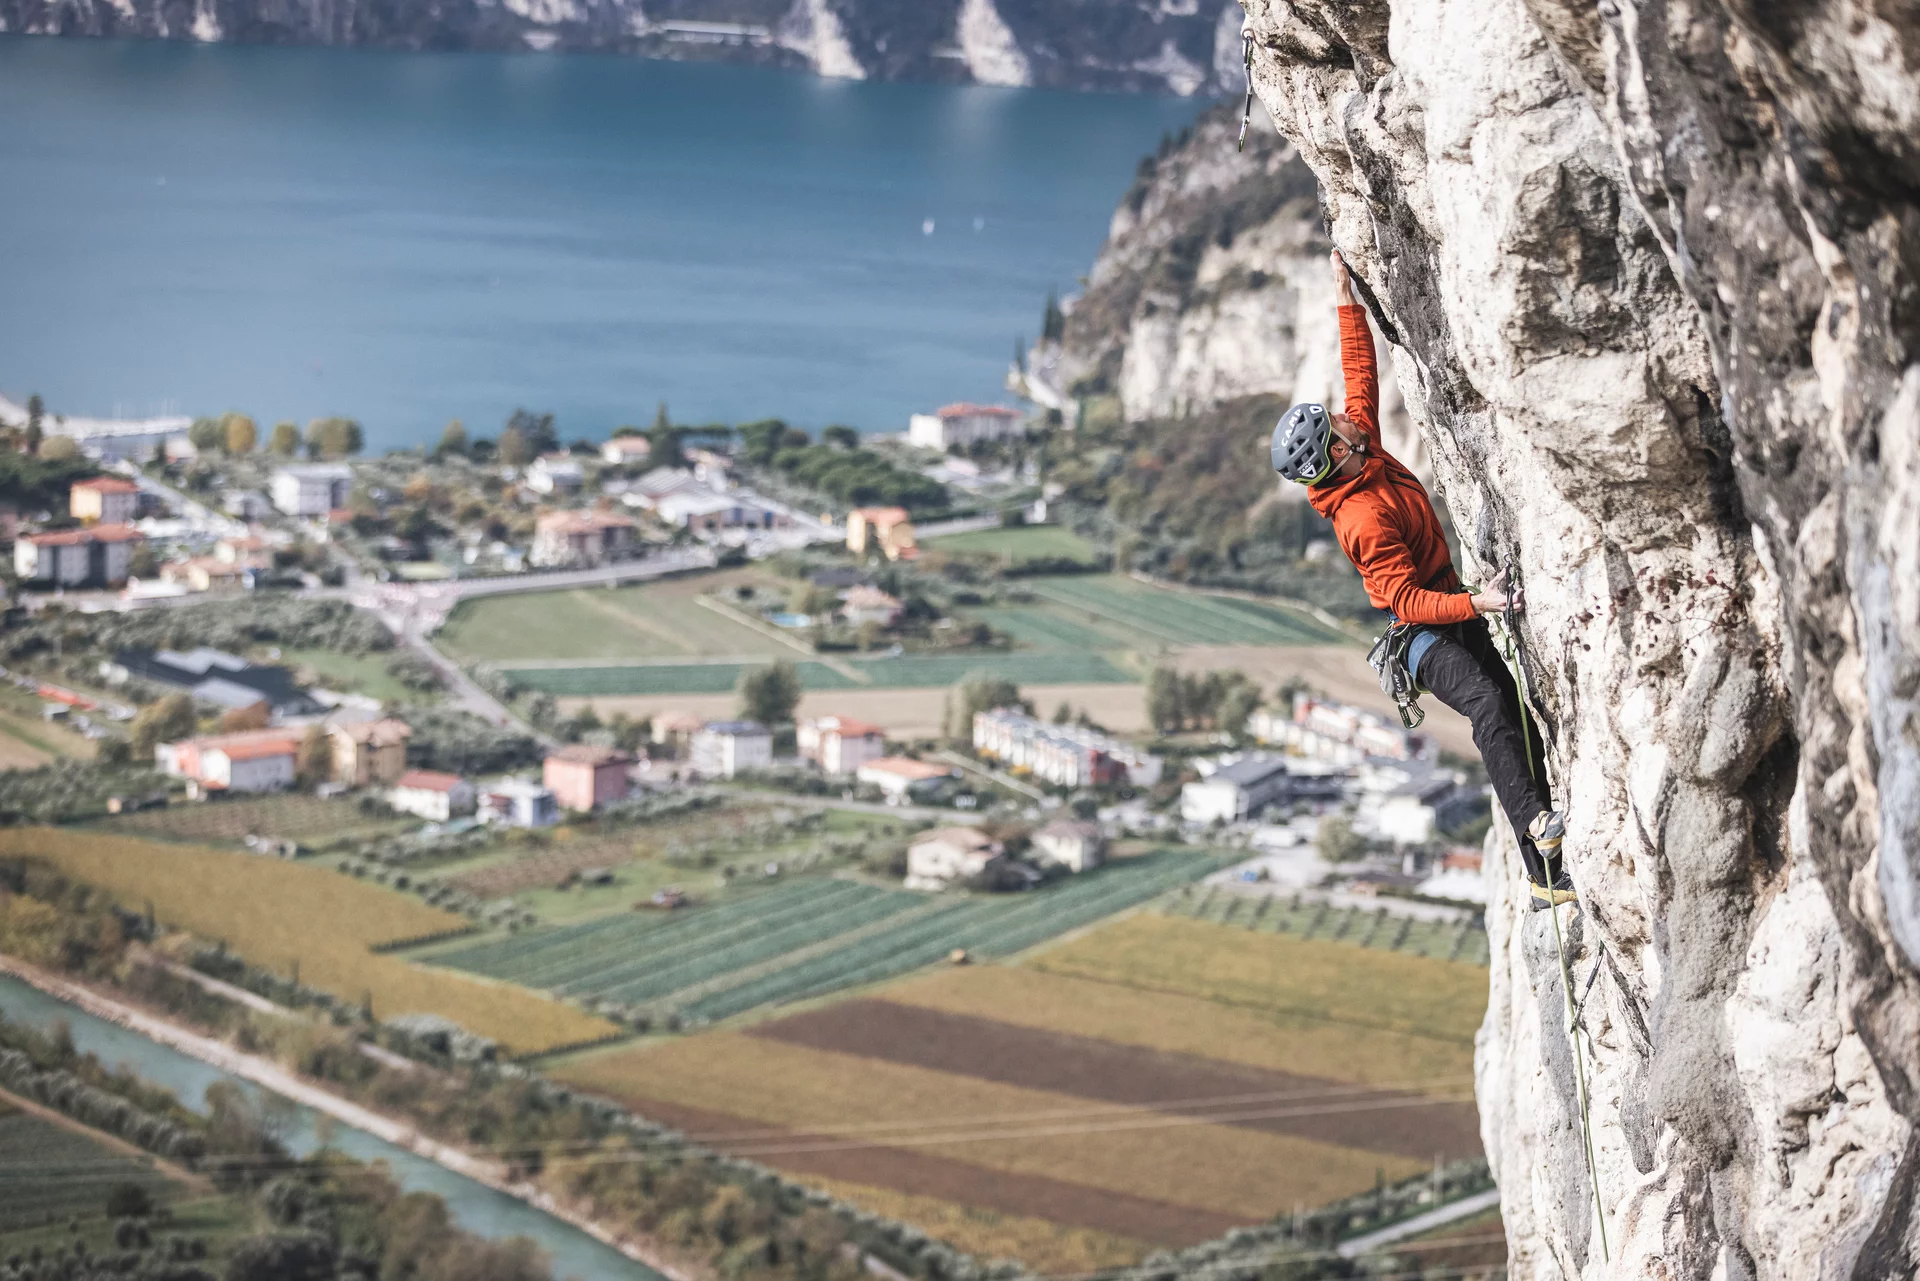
[1269, 249, 1573, 909]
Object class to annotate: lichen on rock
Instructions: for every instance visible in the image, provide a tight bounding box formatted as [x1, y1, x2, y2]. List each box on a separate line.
[1240, 0, 1920, 1274]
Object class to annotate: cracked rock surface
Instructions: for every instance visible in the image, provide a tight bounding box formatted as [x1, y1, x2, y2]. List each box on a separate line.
[1240, 0, 1920, 1274]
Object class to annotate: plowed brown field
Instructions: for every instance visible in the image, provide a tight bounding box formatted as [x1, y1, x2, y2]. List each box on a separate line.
[749, 999, 1482, 1161]
[607, 1097, 1241, 1246]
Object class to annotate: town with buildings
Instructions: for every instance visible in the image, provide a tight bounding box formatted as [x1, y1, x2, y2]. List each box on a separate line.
[0, 387, 1501, 1280]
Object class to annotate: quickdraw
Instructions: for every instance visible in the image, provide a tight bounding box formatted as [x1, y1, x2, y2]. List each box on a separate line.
[1366, 622, 1426, 729]
[1499, 556, 1610, 1264]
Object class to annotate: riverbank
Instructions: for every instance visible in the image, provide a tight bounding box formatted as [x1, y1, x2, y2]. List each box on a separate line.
[0, 952, 695, 1281]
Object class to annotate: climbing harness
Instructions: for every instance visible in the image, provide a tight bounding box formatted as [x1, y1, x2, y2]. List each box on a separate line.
[1237, 28, 1256, 152]
[1367, 622, 1426, 729]
[1499, 556, 1611, 1264]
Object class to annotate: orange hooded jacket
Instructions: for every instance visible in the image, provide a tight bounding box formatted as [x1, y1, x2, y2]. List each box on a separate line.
[1307, 305, 1475, 626]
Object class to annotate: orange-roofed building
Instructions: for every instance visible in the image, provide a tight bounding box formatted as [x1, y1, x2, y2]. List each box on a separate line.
[847, 507, 917, 561]
[15, 523, 146, 588]
[70, 477, 140, 525]
[855, 755, 956, 800]
[544, 744, 633, 811]
[531, 509, 636, 569]
[156, 728, 298, 794]
[797, 715, 887, 775]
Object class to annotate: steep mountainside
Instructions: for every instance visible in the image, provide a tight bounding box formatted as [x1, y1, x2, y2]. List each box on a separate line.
[0, 0, 1246, 95]
[1234, 0, 1920, 1276]
[1019, 102, 1426, 617]
[1025, 101, 1424, 474]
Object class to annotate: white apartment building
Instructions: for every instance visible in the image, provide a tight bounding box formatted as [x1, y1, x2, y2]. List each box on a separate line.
[271, 465, 353, 517]
[390, 770, 476, 822]
[971, 708, 1163, 789]
[689, 721, 773, 778]
[908, 403, 1024, 451]
[1180, 756, 1296, 826]
[1248, 694, 1432, 763]
[797, 716, 887, 775]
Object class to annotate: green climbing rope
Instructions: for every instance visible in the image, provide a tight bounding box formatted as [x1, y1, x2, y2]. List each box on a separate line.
[1500, 559, 1611, 1265]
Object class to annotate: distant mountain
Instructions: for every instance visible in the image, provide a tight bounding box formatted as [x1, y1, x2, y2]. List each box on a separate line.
[0, 0, 1248, 96]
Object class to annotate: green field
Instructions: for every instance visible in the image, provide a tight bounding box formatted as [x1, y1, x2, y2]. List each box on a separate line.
[927, 525, 1102, 565]
[0, 1111, 183, 1230]
[498, 652, 1134, 697]
[437, 576, 790, 664]
[1018, 576, 1345, 646]
[1162, 885, 1491, 965]
[435, 851, 1217, 1025]
[279, 648, 421, 704]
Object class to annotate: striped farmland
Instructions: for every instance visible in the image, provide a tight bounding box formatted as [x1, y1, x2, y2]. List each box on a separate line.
[432, 852, 1218, 1026]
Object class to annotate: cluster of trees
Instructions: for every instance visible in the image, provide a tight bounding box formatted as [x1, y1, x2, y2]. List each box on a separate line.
[1145, 666, 1262, 736]
[738, 660, 803, 727]
[400, 705, 543, 776]
[737, 418, 947, 513]
[181, 413, 364, 460]
[4, 599, 393, 671]
[0, 759, 171, 825]
[0, 857, 140, 977]
[1043, 394, 1381, 619]
[948, 672, 1029, 742]
[0, 444, 97, 510]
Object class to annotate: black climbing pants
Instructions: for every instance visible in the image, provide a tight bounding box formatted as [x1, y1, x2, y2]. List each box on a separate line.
[1414, 617, 1556, 882]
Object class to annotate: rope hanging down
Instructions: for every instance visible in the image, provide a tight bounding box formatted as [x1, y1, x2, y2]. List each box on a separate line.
[1500, 557, 1610, 1264]
[1237, 29, 1256, 152]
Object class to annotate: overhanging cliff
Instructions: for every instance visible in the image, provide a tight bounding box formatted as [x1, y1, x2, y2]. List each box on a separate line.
[1240, 0, 1920, 1275]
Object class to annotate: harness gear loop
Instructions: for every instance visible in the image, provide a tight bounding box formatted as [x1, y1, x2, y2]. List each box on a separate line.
[1237, 29, 1256, 152]
[1366, 623, 1426, 729]
[1499, 555, 1611, 1264]
[1365, 565, 1461, 729]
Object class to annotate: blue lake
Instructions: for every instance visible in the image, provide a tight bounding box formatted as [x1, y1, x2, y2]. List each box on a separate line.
[0, 37, 1203, 448]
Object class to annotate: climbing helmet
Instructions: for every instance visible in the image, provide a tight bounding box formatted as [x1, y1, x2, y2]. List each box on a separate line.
[1271, 402, 1338, 485]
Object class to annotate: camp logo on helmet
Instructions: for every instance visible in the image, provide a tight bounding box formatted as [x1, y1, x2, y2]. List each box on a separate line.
[1271, 402, 1337, 486]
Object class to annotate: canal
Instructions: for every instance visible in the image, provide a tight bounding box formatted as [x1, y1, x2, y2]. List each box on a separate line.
[0, 973, 663, 1281]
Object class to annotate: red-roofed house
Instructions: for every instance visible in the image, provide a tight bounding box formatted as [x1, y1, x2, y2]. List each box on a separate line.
[797, 715, 887, 775]
[70, 477, 140, 525]
[15, 524, 146, 587]
[531, 509, 636, 569]
[390, 770, 476, 822]
[908, 403, 1024, 451]
[156, 728, 298, 794]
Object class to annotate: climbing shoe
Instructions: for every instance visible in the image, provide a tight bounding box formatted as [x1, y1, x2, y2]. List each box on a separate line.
[1529, 871, 1577, 911]
[1527, 809, 1566, 856]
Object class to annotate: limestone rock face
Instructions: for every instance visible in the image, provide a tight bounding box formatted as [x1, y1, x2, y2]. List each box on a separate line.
[1241, 0, 1920, 1274]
